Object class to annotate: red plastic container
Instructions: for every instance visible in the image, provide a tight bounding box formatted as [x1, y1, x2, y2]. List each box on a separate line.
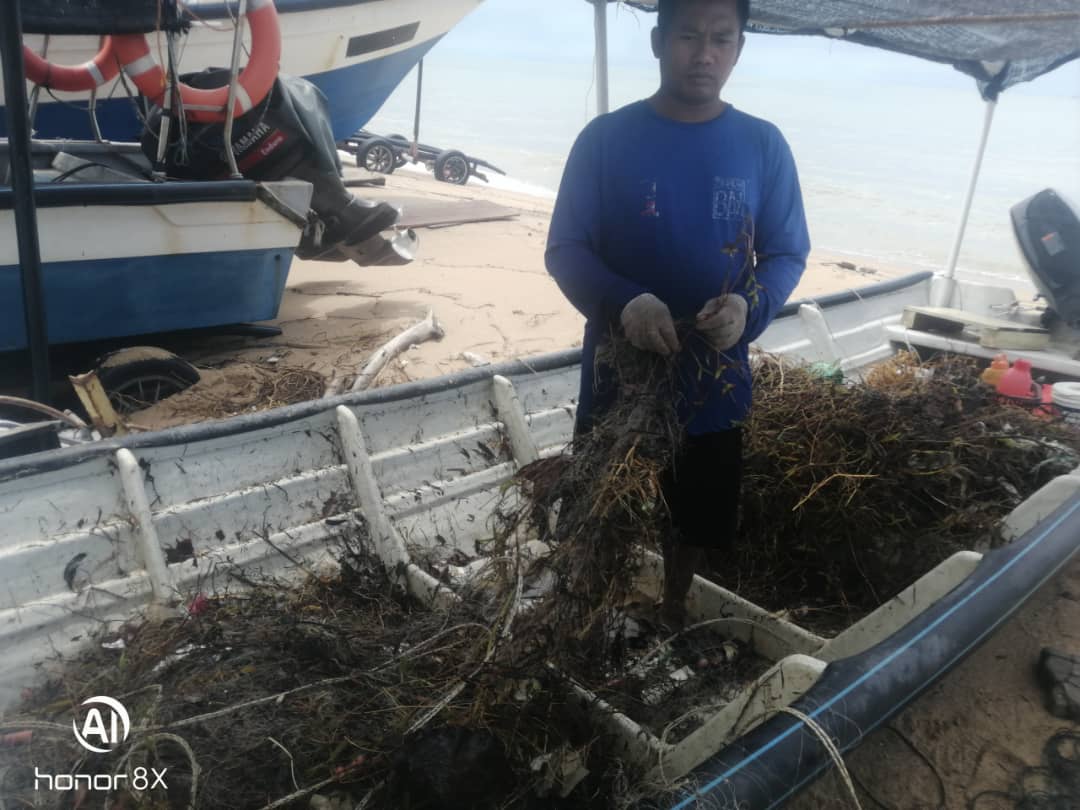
[996, 359, 1039, 403]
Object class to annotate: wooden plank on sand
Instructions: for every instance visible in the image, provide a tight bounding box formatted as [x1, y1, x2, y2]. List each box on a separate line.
[397, 199, 519, 229]
[902, 306, 1050, 350]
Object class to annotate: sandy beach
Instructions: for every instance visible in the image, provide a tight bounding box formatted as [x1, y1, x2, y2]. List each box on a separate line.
[279, 166, 914, 383]
[132, 165, 916, 427]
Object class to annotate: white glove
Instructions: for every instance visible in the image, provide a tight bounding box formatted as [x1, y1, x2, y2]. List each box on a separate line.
[696, 294, 748, 351]
[620, 293, 679, 356]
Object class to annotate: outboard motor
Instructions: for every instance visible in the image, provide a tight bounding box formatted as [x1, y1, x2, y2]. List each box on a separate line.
[1011, 189, 1080, 327]
[142, 70, 415, 266]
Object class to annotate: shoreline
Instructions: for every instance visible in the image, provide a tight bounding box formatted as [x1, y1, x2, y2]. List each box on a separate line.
[381, 159, 1037, 294]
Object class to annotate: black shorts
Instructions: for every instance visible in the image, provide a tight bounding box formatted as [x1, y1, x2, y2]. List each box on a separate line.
[661, 428, 743, 551]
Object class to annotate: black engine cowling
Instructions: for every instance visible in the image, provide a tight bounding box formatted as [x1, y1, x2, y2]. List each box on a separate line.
[1011, 189, 1080, 327]
[142, 70, 414, 266]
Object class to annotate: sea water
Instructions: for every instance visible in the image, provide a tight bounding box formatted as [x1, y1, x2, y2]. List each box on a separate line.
[368, 2, 1080, 287]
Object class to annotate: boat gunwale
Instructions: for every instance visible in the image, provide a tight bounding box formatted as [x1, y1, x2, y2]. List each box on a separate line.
[0, 179, 259, 210]
[0, 270, 932, 482]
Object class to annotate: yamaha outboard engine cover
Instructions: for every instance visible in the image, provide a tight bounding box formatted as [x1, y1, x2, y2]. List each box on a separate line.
[142, 70, 414, 266]
[1011, 189, 1080, 326]
[143, 69, 341, 185]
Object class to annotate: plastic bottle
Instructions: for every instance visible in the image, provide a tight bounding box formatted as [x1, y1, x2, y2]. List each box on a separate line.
[996, 358, 1038, 402]
[980, 354, 1010, 387]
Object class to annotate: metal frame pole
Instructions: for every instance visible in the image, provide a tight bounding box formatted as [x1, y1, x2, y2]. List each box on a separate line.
[153, 35, 175, 174]
[593, 0, 610, 115]
[223, 0, 250, 178]
[88, 36, 105, 142]
[27, 34, 48, 128]
[0, 0, 51, 403]
[932, 98, 998, 308]
[411, 58, 423, 160]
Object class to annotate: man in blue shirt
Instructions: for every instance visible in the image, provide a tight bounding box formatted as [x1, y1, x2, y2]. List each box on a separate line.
[545, 0, 810, 624]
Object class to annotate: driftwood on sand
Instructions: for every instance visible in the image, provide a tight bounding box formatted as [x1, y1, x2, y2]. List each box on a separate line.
[324, 310, 445, 396]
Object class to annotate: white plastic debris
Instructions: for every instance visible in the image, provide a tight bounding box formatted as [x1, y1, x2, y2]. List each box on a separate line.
[642, 665, 698, 705]
[530, 747, 590, 798]
[447, 557, 492, 586]
[151, 643, 203, 674]
[669, 665, 694, 683]
[461, 351, 491, 367]
[520, 539, 552, 562]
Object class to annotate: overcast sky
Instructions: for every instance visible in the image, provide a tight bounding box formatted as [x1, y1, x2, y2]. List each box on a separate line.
[435, 0, 1080, 97]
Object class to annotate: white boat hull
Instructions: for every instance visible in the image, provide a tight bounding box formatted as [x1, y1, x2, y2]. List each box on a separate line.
[0, 178, 312, 349]
[6, 0, 484, 141]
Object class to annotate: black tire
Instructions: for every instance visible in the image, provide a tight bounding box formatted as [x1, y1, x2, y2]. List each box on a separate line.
[357, 138, 398, 175]
[434, 150, 470, 185]
[388, 134, 411, 167]
[96, 347, 200, 416]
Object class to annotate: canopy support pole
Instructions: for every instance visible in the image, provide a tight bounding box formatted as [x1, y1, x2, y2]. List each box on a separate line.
[593, 0, 610, 115]
[932, 98, 997, 308]
[0, 0, 51, 403]
[412, 58, 424, 160]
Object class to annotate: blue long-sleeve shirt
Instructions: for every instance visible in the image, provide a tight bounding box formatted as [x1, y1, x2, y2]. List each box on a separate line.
[546, 100, 810, 435]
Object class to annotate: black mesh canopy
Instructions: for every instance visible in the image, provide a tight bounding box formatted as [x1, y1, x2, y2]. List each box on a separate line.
[623, 0, 1080, 100]
[19, 0, 184, 36]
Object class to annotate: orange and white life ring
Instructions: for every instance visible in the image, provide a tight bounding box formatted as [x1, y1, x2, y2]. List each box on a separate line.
[113, 0, 281, 123]
[23, 37, 119, 92]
